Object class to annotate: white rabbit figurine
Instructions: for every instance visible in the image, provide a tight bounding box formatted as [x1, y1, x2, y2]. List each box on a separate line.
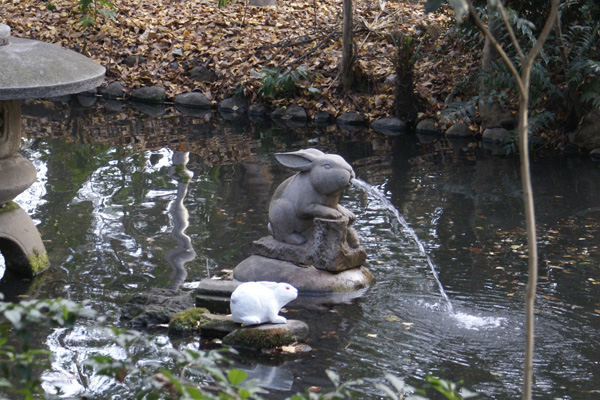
[268, 148, 356, 245]
[230, 281, 298, 325]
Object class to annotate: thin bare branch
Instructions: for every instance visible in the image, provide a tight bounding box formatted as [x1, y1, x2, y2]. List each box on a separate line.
[467, 3, 525, 94]
[523, 0, 560, 70]
[497, 1, 525, 59]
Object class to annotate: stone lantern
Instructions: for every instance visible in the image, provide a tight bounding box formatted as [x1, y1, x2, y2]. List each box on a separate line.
[0, 24, 105, 278]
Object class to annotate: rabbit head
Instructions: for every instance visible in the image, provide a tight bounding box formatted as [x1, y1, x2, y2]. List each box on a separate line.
[267, 281, 298, 306]
[274, 148, 355, 195]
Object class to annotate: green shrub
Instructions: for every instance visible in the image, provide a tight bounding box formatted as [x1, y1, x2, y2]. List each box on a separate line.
[77, 0, 117, 29]
[258, 67, 310, 99]
[0, 296, 477, 399]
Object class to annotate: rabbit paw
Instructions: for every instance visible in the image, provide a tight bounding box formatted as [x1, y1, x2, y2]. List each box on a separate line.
[338, 206, 356, 222]
[270, 315, 287, 324]
[238, 316, 262, 325]
[321, 208, 343, 219]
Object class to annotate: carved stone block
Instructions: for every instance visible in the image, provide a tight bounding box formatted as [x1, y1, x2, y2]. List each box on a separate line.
[253, 217, 366, 272]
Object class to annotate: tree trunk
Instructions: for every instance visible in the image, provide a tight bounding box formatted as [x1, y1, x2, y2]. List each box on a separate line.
[479, 0, 501, 128]
[465, 2, 560, 399]
[518, 77, 537, 400]
[340, 0, 354, 92]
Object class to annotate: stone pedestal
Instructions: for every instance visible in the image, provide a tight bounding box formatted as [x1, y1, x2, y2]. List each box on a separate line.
[233, 217, 373, 293]
[0, 100, 49, 277]
[0, 100, 21, 159]
[0, 203, 48, 277]
[233, 255, 373, 293]
[253, 217, 366, 272]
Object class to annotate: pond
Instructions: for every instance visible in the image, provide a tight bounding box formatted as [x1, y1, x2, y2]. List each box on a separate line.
[2, 98, 600, 399]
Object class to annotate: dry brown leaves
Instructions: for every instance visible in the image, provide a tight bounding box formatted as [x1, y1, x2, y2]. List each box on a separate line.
[2, 0, 473, 121]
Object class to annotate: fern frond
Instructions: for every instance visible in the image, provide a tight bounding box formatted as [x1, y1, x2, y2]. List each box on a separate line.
[529, 111, 555, 137]
[581, 80, 600, 109]
[439, 98, 478, 124]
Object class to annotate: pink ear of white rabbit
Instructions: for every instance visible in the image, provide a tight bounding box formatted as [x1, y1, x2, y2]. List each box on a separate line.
[256, 281, 296, 292]
[257, 281, 278, 287]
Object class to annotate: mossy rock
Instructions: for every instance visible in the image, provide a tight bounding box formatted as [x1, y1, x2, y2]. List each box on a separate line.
[131, 86, 166, 104]
[199, 314, 240, 338]
[28, 249, 49, 275]
[222, 320, 309, 350]
[168, 307, 210, 335]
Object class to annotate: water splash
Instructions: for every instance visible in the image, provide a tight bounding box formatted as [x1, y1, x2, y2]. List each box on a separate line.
[453, 312, 507, 330]
[351, 178, 454, 314]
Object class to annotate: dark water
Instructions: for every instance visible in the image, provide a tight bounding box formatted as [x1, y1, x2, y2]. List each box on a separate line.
[2, 100, 600, 399]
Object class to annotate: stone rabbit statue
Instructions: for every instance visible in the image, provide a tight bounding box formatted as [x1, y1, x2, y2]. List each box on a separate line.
[268, 148, 356, 245]
[230, 281, 298, 325]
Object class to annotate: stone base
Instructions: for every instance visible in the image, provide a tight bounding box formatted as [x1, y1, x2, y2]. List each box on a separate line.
[168, 308, 308, 350]
[233, 255, 374, 293]
[0, 203, 49, 278]
[222, 319, 309, 350]
[254, 217, 367, 272]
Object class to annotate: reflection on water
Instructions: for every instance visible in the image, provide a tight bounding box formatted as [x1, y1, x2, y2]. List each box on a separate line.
[2, 100, 599, 399]
[166, 152, 195, 290]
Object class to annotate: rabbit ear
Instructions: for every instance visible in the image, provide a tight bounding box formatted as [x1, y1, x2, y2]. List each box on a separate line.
[275, 148, 324, 172]
[258, 281, 278, 288]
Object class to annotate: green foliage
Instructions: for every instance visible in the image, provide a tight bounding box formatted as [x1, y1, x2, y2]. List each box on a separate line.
[436, 2, 565, 142]
[258, 67, 309, 99]
[388, 33, 422, 74]
[425, 376, 478, 400]
[502, 110, 555, 155]
[440, 91, 509, 125]
[440, 97, 479, 124]
[0, 296, 478, 400]
[77, 0, 117, 29]
[565, 22, 600, 111]
[0, 296, 95, 398]
[376, 374, 478, 400]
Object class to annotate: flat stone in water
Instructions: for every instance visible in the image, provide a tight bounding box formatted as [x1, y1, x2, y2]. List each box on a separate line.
[314, 111, 332, 126]
[219, 97, 247, 114]
[199, 313, 240, 338]
[416, 118, 441, 134]
[285, 105, 308, 120]
[371, 117, 406, 136]
[336, 112, 364, 126]
[174, 92, 211, 108]
[445, 122, 474, 138]
[195, 279, 241, 314]
[482, 127, 511, 143]
[122, 288, 194, 328]
[131, 86, 166, 103]
[222, 319, 309, 350]
[248, 103, 267, 117]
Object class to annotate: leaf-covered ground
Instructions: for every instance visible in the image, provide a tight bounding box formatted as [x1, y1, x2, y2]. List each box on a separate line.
[3, 0, 476, 122]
